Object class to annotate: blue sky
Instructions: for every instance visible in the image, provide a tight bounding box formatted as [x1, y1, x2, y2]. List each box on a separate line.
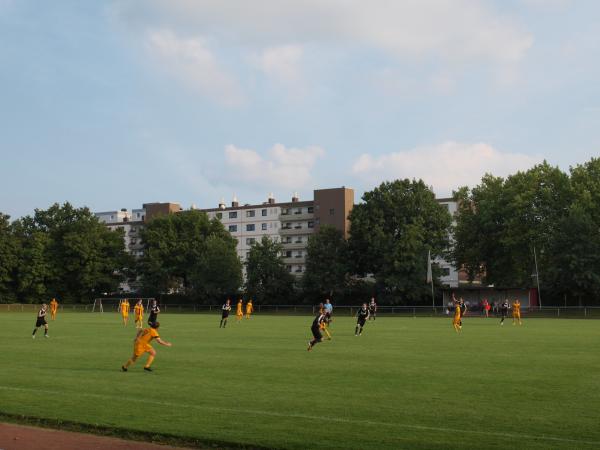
[1, 0, 599, 219]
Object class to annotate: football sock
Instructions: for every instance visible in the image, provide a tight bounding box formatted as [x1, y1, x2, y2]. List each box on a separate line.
[32, 328, 37, 335]
[145, 355, 155, 368]
[124, 358, 134, 368]
[44, 328, 48, 336]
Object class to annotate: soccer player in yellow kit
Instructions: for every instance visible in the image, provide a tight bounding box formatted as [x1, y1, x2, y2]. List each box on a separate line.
[236, 299, 244, 322]
[512, 299, 522, 325]
[49, 298, 58, 321]
[318, 303, 332, 340]
[121, 322, 171, 372]
[452, 300, 462, 332]
[245, 299, 254, 319]
[134, 299, 144, 329]
[120, 299, 130, 326]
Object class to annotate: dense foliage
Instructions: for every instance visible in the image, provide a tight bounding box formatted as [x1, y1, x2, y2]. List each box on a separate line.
[451, 159, 600, 305]
[0, 203, 130, 303]
[139, 210, 242, 300]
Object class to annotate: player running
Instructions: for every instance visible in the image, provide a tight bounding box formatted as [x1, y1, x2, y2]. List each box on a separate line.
[220, 299, 232, 328]
[512, 299, 522, 325]
[500, 299, 509, 325]
[355, 303, 370, 336]
[236, 299, 244, 322]
[134, 299, 144, 329]
[307, 310, 326, 351]
[32, 304, 49, 338]
[121, 322, 171, 372]
[148, 299, 160, 327]
[245, 299, 254, 319]
[482, 298, 490, 318]
[368, 297, 377, 320]
[120, 299, 130, 326]
[319, 302, 332, 340]
[49, 298, 58, 321]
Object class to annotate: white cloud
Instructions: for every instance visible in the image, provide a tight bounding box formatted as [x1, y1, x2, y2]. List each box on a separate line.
[223, 143, 325, 190]
[251, 45, 305, 92]
[146, 29, 243, 107]
[124, 0, 533, 66]
[352, 142, 541, 195]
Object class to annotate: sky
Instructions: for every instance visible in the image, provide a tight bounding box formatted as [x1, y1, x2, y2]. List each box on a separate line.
[1, 0, 599, 219]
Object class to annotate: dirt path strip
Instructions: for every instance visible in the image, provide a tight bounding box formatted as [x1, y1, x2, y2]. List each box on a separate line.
[0, 423, 192, 450]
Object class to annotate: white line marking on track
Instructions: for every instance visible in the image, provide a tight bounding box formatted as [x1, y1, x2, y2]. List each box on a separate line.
[1, 385, 599, 447]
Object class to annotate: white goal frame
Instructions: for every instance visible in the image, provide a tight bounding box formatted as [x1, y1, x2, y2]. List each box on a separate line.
[92, 297, 156, 313]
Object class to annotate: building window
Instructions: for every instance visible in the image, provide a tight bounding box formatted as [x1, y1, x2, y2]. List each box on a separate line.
[131, 227, 136, 232]
[246, 224, 255, 231]
[285, 250, 292, 258]
[216, 212, 223, 219]
[262, 209, 267, 216]
[246, 238, 256, 245]
[282, 223, 292, 230]
[295, 208, 302, 215]
[261, 223, 267, 230]
[441, 267, 450, 276]
[296, 251, 302, 258]
[229, 211, 238, 219]
[131, 238, 137, 245]
[329, 208, 335, 215]
[229, 225, 238, 232]
[110, 215, 114, 220]
[282, 208, 290, 215]
[284, 237, 292, 243]
[246, 252, 250, 258]
[246, 210, 255, 217]
[308, 221, 314, 228]
[294, 223, 302, 229]
[308, 207, 314, 213]
[287, 265, 292, 272]
[295, 238, 302, 244]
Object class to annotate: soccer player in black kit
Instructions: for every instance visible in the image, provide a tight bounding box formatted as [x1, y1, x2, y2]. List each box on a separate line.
[355, 303, 370, 336]
[148, 299, 160, 327]
[32, 304, 49, 338]
[368, 297, 377, 320]
[220, 299, 231, 328]
[307, 310, 326, 351]
[500, 299, 509, 325]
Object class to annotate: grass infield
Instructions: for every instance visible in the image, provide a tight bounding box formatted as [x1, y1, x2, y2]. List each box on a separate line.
[1, 312, 599, 449]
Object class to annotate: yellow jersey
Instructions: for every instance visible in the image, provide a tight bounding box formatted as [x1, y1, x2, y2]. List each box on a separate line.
[236, 302, 243, 314]
[513, 301, 521, 312]
[134, 304, 144, 317]
[121, 301, 130, 314]
[246, 302, 253, 314]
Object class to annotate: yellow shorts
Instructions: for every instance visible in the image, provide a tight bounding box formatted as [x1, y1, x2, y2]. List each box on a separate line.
[134, 344, 152, 358]
[122, 313, 129, 318]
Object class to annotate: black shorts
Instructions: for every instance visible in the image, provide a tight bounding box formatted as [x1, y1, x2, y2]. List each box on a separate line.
[221, 311, 229, 319]
[148, 316, 158, 326]
[311, 324, 322, 341]
[501, 309, 508, 318]
[35, 318, 47, 327]
[357, 318, 366, 327]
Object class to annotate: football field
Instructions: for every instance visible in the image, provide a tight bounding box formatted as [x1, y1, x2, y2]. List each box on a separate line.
[1, 311, 599, 449]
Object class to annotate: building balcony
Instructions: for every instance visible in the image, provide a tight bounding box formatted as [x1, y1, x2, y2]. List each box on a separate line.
[279, 227, 313, 236]
[279, 212, 314, 221]
[283, 256, 306, 264]
[281, 241, 307, 249]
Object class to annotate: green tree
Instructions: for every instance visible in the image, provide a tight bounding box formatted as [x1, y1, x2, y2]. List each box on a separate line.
[348, 179, 452, 303]
[245, 236, 294, 303]
[0, 213, 19, 302]
[139, 210, 242, 300]
[14, 203, 130, 302]
[302, 225, 349, 301]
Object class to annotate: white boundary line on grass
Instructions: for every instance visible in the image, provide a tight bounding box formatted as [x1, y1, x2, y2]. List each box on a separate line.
[1, 385, 599, 447]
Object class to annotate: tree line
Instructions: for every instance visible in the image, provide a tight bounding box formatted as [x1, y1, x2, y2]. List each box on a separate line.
[2, 157, 599, 305]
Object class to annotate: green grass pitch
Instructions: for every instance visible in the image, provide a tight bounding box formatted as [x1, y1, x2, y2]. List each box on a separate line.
[1, 312, 600, 449]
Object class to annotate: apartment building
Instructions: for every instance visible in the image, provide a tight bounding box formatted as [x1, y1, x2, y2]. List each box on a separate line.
[435, 198, 459, 288]
[201, 187, 355, 276]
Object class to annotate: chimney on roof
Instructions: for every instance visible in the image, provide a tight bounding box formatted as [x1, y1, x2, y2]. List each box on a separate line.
[218, 198, 226, 210]
[292, 192, 299, 203]
[232, 194, 239, 208]
[268, 192, 276, 204]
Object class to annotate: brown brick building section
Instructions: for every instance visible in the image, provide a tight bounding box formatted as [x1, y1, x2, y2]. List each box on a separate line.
[314, 187, 354, 238]
[143, 202, 182, 222]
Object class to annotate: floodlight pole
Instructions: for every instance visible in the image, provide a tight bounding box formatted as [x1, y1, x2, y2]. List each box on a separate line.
[533, 245, 542, 309]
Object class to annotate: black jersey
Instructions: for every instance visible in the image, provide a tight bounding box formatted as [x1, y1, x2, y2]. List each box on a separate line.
[501, 301, 509, 311]
[148, 304, 160, 323]
[357, 307, 369, 321]
[312, 313, 325, 328]
[221, 303, 231, 317]
[368, 301, 376, 312]
[37, 308, 47, 319]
